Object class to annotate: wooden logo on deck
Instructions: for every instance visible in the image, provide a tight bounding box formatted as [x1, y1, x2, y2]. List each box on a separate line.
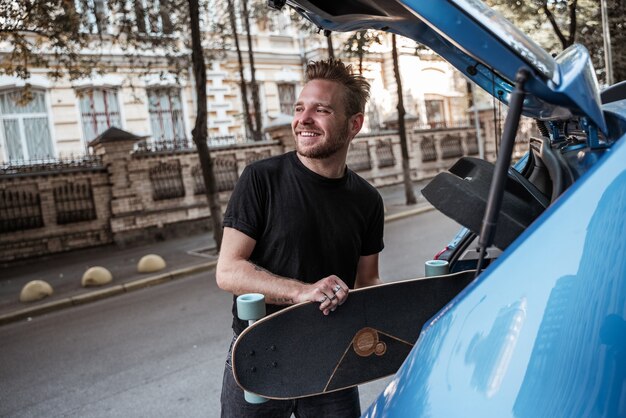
[353, 327, 387, 357]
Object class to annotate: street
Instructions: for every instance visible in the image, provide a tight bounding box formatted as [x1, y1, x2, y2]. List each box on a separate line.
[0, 210, 460, 418]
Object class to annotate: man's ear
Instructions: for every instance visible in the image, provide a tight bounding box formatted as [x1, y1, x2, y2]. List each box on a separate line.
[348, 113, 365, 140]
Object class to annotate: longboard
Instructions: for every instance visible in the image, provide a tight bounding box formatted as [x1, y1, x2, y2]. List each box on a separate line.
[232, 270, 476, 399]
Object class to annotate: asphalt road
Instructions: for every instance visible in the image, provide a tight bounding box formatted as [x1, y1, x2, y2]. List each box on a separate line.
[0, 210, 460, 418]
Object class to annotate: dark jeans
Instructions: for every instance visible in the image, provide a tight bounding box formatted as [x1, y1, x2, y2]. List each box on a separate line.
[220, 338, 361, 418]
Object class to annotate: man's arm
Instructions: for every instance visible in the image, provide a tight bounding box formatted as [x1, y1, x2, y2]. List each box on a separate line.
[216, 227, 348, 314]
[354, 253, 383, 289]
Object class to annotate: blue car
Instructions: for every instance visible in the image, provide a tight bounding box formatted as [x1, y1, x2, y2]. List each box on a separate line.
[277, 0, 626, 416]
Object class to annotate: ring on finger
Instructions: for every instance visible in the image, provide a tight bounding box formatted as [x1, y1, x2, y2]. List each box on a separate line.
[333, 284, 341, 293]
[320, 295, 328, 303]
[330, 294, 337, 301]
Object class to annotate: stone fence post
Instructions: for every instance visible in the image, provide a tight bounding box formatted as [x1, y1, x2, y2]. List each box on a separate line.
[89, 127, 147, 245]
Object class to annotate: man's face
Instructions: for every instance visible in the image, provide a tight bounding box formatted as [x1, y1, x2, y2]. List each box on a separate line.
[291, 79, 352, 160]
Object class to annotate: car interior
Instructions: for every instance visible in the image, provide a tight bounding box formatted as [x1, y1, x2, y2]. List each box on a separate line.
[423, 108, 623, 272]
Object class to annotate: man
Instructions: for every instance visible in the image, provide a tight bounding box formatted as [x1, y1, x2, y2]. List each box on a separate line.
[216, 58, 385, 417]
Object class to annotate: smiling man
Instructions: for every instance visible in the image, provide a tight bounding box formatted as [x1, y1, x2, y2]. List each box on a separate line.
[216, 58, 385, 417]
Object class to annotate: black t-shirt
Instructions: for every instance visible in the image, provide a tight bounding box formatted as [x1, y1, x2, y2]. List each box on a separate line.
[223, 151, 385, 334]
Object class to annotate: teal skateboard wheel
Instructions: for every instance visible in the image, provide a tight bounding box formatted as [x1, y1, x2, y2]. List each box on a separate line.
[236, 293, 269, 404]
[237, 293, 266, 321]
[425, 260, 449, 277]
[244, 391, 267, 404]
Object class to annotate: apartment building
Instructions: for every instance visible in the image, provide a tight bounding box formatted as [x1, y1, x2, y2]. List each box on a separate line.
[0, 2, 469, 164]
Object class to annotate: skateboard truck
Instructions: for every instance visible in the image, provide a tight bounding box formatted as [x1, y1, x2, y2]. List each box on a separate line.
[236, 293, 269, 404]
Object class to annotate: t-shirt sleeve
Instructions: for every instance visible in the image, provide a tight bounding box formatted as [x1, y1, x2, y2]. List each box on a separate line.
[361, 193, 385, 256]
[222, 165, 265, 240]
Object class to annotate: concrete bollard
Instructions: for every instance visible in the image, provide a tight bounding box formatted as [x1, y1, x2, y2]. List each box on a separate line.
[137, 254, 167, 273]
[20, 280, 54, 303]
[81, 266, 113, 287]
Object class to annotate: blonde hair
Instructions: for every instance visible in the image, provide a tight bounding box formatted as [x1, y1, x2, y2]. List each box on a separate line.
[304, 58, 370, 116]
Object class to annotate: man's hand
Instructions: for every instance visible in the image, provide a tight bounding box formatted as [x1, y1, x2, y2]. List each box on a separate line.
[297, 275, 349, 316]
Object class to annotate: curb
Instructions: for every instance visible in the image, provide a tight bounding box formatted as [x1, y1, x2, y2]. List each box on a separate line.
[384, 204, 434, 223]
[0, 205, 433, 327]
[0, 260, 218, 327]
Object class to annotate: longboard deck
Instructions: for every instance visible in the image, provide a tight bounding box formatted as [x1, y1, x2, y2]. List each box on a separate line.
[232, 270, 476, 399]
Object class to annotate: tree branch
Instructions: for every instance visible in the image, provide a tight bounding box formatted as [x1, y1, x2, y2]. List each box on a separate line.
[568, 0, 578, 47]
[542, 1, 568, 49]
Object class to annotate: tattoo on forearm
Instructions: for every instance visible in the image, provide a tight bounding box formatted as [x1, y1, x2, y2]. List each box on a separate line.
[248, 261, 294, 304]
[270, 297, 294, 304]
[250, 262, 281, 278]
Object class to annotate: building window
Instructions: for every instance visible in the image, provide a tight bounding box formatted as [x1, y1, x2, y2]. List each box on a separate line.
[135, 0, 173, 34]
[277, 83, 295, 115]
[75, 0, 109, 34]
[78, 88, 122, 143]
[147, 88, 186, 144]
[0, 89, 54, 161]
[268, 10, 292, 35]
[367, 102, 381, 131]
[425, 99, 445, 128]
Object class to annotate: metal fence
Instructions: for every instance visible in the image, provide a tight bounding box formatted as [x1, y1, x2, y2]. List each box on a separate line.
[192, 154, 240, 195]
[214, 154, 239, 192]
[0, 154, 103, 176]
[53, 180, 97, 225]
[245, 150, 271, 165]
[440, 135, 464, 159]
[0, 185, 44, 233]
[376, 139, 396, 168]
[149, 160, 185, 201]
[347, 143, 372, 171]
[134, 134, 256, 154]
[2, 126, 484, 261]
[420, 136, 437, 162]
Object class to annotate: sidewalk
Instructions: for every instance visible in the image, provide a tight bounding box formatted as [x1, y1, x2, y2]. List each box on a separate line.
[0, 180, 433, 326]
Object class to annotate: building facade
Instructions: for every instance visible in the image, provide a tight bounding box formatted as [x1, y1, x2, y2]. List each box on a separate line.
[0, 4, 470, 164]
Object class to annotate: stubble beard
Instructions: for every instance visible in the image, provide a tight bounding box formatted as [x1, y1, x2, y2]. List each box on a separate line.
[295, 122, 350, 160]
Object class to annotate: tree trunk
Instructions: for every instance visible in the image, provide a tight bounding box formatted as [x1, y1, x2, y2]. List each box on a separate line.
[567, 0, 578, 47]
[227, 0, 254, 139]
[392, 34, 417, 205]
[241, 0, 263, 141]
[188, 0, 223, 250]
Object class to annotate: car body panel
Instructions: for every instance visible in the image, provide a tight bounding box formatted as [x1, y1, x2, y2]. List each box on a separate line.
[363, 134, 626, 417]
[287, 0, 607, 132]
